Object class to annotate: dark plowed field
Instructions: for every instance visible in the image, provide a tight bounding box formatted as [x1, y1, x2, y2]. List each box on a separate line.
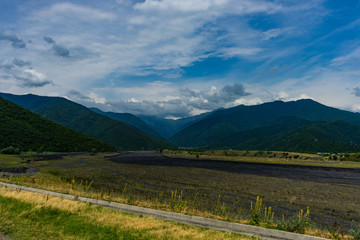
[106, 151, 360, 186]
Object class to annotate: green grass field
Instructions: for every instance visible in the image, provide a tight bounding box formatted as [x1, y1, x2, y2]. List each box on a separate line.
[0, 187, 254, 240]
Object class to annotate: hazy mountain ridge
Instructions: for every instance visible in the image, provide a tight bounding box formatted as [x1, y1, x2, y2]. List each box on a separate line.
[0, 97, 116, 152]
[137, 111, 214, 139]
[0, 93, 173, 150]
[90, 107, 162, 138]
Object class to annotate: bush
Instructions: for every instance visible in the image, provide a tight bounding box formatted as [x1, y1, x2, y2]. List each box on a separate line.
[277, 207, 311, 234]
[0, 146, 20, 155]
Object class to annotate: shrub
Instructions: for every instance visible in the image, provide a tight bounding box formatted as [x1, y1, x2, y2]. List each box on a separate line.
[278, 207, 311, 234]
[48, 169, 60, 176]
[249, 196, 274, 225]
[0, 146, 20, 155]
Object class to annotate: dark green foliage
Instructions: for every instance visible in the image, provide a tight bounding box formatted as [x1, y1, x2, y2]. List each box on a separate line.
[0, 146, 20, 154]
[209, 117, 360, 152]
[277, 214, 310, 234]
[0, 93, 174, 150]
[0, 97, 116, 152]
[171, 99, 360, 148]
[209, 117, 310, 149]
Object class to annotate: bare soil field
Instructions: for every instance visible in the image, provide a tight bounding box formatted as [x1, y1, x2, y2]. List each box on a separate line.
[106, 151, 360, 186]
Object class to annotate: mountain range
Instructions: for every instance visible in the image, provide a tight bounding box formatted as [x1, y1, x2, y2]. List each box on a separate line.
[208, 116, 360, 152]
[89, 107, 162, 138]
[0, 93, 173, 150]
[2, 92, 360, 153]
[0, 96, 115, 152]
[170, 99, 360, 148]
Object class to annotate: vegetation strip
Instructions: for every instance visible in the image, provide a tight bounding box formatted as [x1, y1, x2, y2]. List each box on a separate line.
[0, 181, 329, 240]
[0, 187, 251, 240]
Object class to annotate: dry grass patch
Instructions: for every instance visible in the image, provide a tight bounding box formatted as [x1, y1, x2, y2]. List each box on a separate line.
[0, 187, 257, 240]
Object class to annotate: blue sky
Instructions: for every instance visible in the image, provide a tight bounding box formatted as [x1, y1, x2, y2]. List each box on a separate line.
[1, 0, 360, 118]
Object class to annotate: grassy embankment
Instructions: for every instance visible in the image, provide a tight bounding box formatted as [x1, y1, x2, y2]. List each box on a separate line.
[1, 152, 360, 239]
[0, 187, 254, 240]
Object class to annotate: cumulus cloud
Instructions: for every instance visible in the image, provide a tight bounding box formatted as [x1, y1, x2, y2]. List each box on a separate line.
[16, 69, 53, 88]
[0, 59, 53, 88]
[0, 32, 26, 48]
[352, 87, 360, 97]
[43, 36, 70, 57]
[13, 58, 32, 67]
[77, 82, 252, 118]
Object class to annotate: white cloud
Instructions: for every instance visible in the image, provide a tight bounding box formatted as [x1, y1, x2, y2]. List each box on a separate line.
[2, 0, 323, 89]
[331, 47, 360, 67]
[134, 0, 285, 15]
[276, 91, 289, 100]
[351, 104, 360, 112]
[33, 2, 116, 23]
[89, 92, 106, 104]
[66, 82, 252, 118]
[233, 97, 263, 106]
[218, 47, 262, 58]
[262, 27, 294, 40]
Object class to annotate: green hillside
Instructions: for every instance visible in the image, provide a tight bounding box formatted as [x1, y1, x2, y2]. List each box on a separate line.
[171, 99, 360, 148]
[208, 117, 311, 148]
[0, 93, 174, 150]
[0, 97, 116, 152]
[209, 117, 360, 152]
